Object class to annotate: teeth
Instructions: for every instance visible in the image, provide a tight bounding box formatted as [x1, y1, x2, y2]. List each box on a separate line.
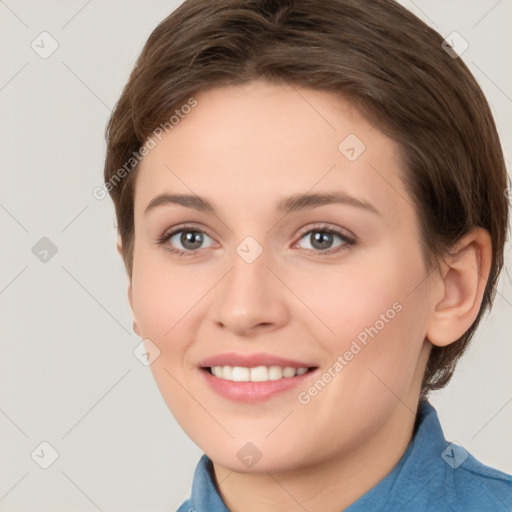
[282, 367, 296, 378]
[209, 365, 310, 382]
[222, 365, 233, 380]
[211, 366, 223, 378]
[250, 366, 268, 382]
[268, 365, 283, 380]
[232, 366, 250, 382]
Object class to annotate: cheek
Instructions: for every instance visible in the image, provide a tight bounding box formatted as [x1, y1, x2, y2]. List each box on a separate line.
[130, 248, 225, 375]
[130, 248, 191, 349]
[301, 243, 429, 385]
[299, 245, 424, 337]
[130, 253, 205, 427]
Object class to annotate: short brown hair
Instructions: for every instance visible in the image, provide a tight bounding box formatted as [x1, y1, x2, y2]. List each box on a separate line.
[103, 0, 509, 399]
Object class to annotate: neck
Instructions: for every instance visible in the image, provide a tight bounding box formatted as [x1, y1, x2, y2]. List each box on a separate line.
[213, 396, 421, 512]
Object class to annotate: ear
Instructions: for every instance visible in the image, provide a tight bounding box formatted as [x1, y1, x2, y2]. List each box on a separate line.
[426, 227, 492, 347]
[127, 281, 141, 336]
[116, 235, 123, 256]
[119, 237, 141, 337]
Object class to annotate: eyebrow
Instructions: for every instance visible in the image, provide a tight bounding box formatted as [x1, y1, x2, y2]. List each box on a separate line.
[144, 191, 380, 216]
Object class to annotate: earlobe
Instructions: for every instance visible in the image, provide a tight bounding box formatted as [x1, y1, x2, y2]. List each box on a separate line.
[127, 282, 141, 336]
[128, 282, 133, 310]
[119, 239, 140, 336]
[426, 228, 492, 347]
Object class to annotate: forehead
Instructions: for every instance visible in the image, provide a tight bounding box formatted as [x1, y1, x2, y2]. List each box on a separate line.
[134, 81, 411, 221]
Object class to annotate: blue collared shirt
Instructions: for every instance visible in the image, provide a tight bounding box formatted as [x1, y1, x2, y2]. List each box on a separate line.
[176, 400, 512, 511]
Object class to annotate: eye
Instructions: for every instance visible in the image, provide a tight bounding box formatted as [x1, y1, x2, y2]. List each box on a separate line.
[156, 223, 356, 257]
[157, 224, 215, 256]
[295, 225, 355, 255]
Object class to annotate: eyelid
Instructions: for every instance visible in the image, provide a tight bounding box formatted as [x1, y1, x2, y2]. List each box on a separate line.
[157, 222, 217, 247]
[292, 224, 356, 255]
[161, 222, 214, 238]
[295, 222, 356, 242]
[157, 222, 357, 257]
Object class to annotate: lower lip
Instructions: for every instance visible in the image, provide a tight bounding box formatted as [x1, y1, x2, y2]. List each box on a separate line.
[199, 368, 317, 403]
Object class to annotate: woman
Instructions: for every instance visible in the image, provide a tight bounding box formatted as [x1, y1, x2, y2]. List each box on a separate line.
[103, 1, 512, 510]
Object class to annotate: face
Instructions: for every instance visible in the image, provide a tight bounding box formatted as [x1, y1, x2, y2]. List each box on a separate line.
[128, 80, 433, 473]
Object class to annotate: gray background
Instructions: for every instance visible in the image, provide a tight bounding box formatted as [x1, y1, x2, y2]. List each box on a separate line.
[0, 0, 510, 510]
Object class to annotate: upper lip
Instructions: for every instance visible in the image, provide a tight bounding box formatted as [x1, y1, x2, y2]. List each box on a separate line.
[198, 352, 316, 369]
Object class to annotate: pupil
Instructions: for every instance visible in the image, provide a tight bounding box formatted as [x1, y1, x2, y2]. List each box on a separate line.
[182, 231, 203, 250]
[312, 231, 332, 250]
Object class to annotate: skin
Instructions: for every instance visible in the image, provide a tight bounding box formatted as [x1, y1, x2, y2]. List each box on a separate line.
[123, 80, 492, 512]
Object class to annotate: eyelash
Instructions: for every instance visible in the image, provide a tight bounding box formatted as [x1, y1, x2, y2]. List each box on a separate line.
[156, 223, 356, 258]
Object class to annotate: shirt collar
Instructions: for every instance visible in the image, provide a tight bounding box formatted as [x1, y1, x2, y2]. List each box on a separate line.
[345, 399, 446, 510]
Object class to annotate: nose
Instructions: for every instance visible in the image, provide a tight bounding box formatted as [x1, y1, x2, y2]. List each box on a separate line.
[211, 246, 290, 337]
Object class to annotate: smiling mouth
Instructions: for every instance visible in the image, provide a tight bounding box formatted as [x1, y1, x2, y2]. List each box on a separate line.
[202, 365, 317, 382]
